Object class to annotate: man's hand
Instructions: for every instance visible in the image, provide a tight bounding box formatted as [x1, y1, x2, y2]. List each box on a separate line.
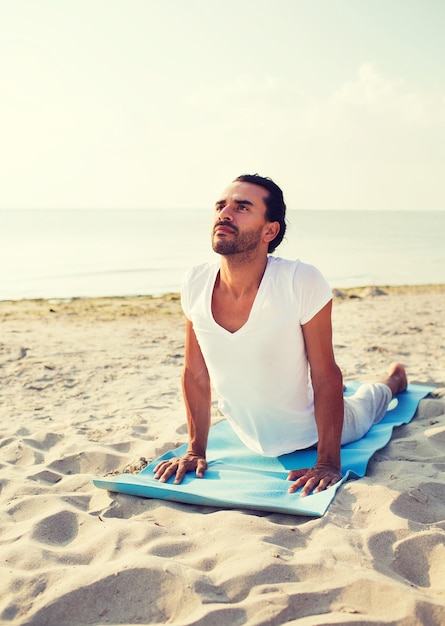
[153, 453, 207, 485]
[287, 463, 342, 497]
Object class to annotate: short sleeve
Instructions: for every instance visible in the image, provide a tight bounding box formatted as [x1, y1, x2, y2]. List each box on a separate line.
[293, 262, 332, 325]
[180, 263, 218, 321]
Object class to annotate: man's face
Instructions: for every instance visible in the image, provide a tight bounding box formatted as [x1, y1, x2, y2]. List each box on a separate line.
[212, 182, 270, 256]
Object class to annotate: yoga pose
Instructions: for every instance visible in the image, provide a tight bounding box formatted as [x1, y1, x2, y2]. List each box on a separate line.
[154, 174, 407, 496]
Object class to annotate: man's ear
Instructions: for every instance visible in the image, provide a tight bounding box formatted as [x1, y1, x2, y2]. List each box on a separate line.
[263, 222, 280, 243]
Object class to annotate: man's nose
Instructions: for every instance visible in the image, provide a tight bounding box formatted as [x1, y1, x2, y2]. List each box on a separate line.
[218, 204, 233, 221]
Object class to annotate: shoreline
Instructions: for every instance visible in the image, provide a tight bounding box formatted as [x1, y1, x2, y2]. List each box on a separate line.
[1, 282, 444, 313]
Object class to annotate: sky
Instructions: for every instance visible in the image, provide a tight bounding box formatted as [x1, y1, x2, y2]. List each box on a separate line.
[1, 0, 444, 211]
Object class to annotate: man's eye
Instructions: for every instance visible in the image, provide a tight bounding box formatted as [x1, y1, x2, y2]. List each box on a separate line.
[237, 205, 247, 211]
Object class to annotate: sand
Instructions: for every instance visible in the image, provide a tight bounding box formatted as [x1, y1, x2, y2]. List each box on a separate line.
[1, 286, 444, 625]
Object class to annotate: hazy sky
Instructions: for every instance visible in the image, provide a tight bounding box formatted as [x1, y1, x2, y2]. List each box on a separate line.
[1, 0, 444, 210]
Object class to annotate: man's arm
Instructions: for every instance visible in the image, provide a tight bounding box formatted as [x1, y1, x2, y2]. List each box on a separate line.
[287, 300, 344, 496]
[153, 318, 211, 484]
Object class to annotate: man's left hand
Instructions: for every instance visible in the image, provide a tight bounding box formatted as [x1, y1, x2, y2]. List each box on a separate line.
[287, 464, 342, 497]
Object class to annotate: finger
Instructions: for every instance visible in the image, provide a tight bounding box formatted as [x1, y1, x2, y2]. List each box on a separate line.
[300, 477, 320, 497]
[288, 474, 319, 496]
[195, 458, 207, 478]
[312, 477, 331, 493]
[153, 464, 167, 479]
[153, 461, 165, 474]
[173, 462, 189, 484]
[153, 462, 168, 479]
[301, 473, 340, 496]
[156, 462, 179, 483]
[286, 469, 307, 482]
[153, 460, 174, 475]
[287, 474, 310, 493]
[313, 475, 341, 493]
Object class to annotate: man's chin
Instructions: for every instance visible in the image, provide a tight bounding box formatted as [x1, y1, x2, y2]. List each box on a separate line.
[212, 245, 234, 255]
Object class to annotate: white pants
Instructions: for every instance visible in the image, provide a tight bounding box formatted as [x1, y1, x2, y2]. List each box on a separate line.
[341, 383, 392, 445]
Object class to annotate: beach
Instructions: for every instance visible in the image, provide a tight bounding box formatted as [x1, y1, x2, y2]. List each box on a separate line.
[1, 286, 445, 625]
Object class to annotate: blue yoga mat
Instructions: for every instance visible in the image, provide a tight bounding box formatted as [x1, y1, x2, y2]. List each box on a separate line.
[94, 383, 433, 517]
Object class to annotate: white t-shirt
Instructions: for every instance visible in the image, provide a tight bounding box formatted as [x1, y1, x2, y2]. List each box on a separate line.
[181, 256, 333, 456]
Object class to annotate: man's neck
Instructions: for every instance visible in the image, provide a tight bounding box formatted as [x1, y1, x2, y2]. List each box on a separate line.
[217, 253, 269, 298]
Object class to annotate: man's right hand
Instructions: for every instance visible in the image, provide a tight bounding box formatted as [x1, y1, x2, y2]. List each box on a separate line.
[153, 453, 207, 484]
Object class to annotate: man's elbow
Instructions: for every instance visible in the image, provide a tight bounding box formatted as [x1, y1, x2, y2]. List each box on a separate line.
[311, 363, 343, 394]
[182, 364, 210, 393]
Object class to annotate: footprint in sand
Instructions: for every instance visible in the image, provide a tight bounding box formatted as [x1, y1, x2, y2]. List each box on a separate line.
[48, 449, 125, 475]
[32, 510, 79, 546]
[391, 531, 445, 589]
[22, 566, 203, 626]
[391, 481, 445, 524]
[2, 438, 44, 466]
[22, 432, 63, 451]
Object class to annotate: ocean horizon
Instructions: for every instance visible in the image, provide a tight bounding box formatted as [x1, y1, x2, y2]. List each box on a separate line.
[1, 209, 444, 301]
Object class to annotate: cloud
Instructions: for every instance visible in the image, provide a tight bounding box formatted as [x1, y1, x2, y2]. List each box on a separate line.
[185, 63, 445, 139]
[332, 62, 445, 127]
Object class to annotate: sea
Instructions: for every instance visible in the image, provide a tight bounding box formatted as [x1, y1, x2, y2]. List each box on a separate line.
[0, 209, 444, 301]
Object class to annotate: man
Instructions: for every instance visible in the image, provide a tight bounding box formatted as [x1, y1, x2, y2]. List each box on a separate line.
[154, 174, 407, 496]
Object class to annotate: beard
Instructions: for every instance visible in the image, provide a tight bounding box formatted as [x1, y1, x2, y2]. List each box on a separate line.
[212, 223, 264, 256]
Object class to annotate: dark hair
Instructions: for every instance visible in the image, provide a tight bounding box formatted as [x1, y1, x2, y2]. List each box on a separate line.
[234, 174, 287, 253]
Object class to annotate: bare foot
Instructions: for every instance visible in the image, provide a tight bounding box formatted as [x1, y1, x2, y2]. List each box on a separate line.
[382, 362, 408, 397]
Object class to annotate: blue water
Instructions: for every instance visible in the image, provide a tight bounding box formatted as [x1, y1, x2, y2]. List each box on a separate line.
[0, 209, 444, 300]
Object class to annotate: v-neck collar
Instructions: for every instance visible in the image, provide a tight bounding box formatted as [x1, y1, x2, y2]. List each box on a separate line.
[209, 256, 272, 335]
